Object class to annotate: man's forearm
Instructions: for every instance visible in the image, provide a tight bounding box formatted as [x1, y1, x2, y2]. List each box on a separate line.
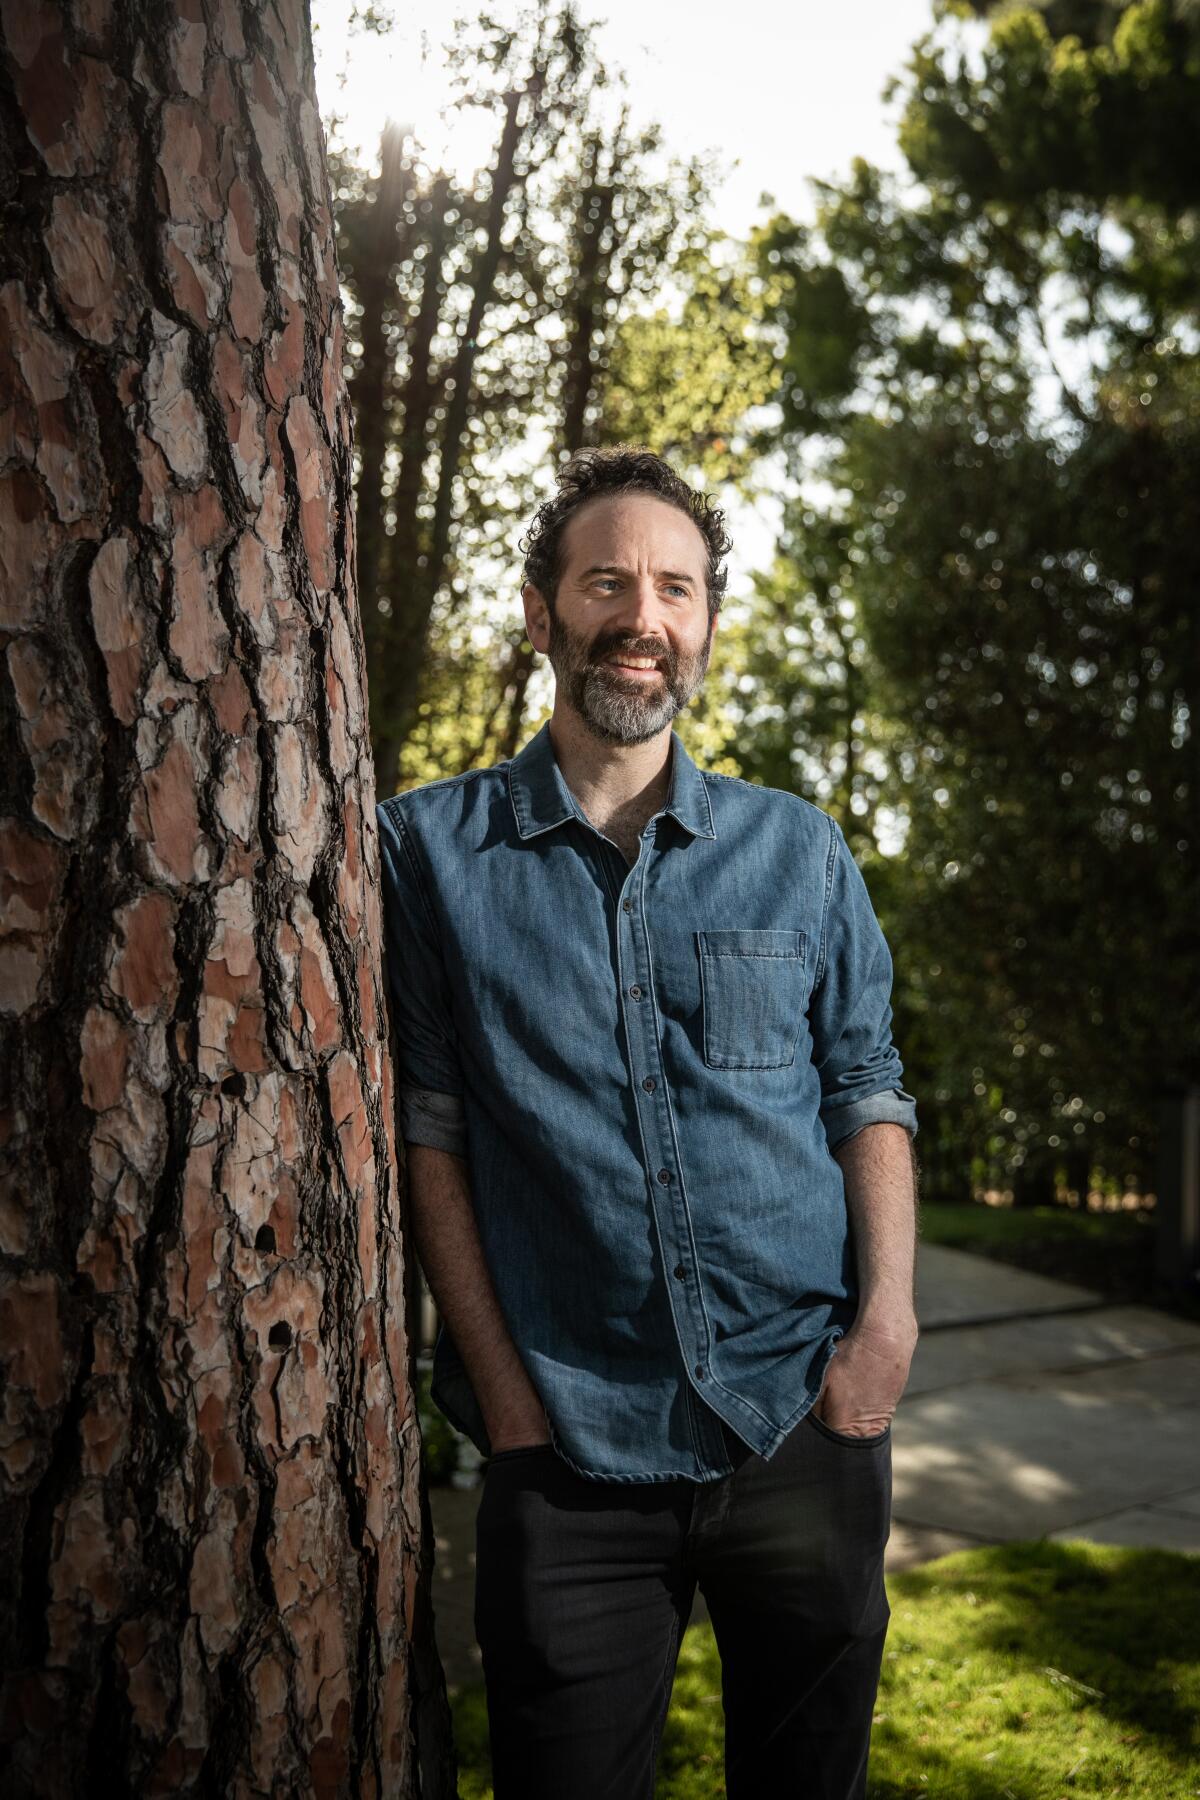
[404, 1142, 549, 1450]
[814, 1120, 920, 1434]
[833, 1121, 919, 1327]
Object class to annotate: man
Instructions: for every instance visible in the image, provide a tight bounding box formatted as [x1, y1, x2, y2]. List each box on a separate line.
[376, 446, 920, 1799]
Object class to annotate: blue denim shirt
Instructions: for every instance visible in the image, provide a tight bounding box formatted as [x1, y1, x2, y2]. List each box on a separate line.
[376, 722, 917, 1484]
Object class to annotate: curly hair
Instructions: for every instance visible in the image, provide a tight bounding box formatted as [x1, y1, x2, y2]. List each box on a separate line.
[519, 446, 733, 623]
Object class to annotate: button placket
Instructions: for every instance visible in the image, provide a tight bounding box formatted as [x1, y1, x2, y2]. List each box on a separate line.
[617, 845, 714, 1389]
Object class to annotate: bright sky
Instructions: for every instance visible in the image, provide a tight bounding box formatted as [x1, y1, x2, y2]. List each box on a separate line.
[311, 0, 939, 237]
[310, 0, 947, 564]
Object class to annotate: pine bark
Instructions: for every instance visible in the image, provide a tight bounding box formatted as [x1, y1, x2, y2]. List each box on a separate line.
[0, 2, 452, 1793]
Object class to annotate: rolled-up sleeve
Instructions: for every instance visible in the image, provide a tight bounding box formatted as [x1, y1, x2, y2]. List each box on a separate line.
[809, 819, 918, 1152]
[376, 799, 468, 1157]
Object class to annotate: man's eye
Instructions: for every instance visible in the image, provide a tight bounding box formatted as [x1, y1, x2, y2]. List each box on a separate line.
[592, 578, 691, 598]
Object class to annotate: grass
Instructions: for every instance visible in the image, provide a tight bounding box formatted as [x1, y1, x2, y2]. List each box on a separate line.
[449, 1541, 1200, 1799]
[916, 1200, 1200, 1319]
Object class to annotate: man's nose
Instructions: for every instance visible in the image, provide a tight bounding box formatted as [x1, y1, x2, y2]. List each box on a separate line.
[611, 577, 666, 641]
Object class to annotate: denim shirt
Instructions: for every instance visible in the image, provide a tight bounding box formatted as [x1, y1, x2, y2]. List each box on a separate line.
[376, 722, 917, 1484]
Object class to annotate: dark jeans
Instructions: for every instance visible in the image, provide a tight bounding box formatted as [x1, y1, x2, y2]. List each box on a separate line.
[473, 1409, 893, 1799]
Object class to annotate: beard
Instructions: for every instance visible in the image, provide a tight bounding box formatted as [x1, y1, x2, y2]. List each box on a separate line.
[545, 611, 714, 746]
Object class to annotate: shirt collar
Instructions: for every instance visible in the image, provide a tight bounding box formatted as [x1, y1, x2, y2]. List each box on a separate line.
[507, 721, 717, 842]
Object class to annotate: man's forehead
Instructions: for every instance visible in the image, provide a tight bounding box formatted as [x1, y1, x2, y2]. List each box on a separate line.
[560, 492, 707, 572]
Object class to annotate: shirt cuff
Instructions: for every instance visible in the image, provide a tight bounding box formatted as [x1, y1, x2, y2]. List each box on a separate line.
[399, 1084, 467, 1157]
[823, 1087, 918, 1152]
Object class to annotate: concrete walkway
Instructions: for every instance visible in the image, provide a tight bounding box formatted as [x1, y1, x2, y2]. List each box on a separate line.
[428, 1241, 1200, 1689]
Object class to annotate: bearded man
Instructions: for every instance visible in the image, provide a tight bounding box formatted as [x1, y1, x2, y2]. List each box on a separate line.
[376, 445, 920, 1800]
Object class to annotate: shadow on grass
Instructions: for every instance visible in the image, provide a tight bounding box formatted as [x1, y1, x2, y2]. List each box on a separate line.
[449, 1541, 1200, 1799]
[870, 1540, 1200, 1799]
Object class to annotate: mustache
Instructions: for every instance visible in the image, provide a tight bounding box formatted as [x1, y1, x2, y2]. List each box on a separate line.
[589, 633, 674, 667]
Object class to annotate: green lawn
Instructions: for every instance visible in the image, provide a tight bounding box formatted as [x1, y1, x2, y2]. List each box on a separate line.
[450, 1541, 1200, 1799]
[916, 1200, 1200, 1319]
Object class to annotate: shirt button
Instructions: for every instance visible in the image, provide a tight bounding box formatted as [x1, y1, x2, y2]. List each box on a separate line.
[641, 1076, 656, 1093]
[695, 1364, 705, 1379]
[622, 899, 632, 912]
[629, 984, 642, 1000]
[673, 1263, 686, 1280]
[657, 1168, 671, 1185]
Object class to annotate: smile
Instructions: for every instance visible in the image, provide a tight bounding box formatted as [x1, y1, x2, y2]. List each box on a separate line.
[603, 655, 663, 679]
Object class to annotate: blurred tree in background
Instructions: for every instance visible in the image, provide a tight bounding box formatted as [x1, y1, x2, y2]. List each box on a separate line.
[330, 0, 773, 791]
[749, 0, 1200, 1199]
[321, 0, 1198, 1222]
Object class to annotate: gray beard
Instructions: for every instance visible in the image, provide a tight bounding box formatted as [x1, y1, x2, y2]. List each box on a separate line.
[546, 614, 712, 746]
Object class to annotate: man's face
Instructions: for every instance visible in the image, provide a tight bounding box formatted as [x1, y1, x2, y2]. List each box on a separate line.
[523, 492, 716, 746]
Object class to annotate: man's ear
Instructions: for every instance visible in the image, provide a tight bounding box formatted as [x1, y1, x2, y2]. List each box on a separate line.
[522, 581, 552, 655]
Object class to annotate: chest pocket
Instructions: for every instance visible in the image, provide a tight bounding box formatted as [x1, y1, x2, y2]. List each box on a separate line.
[696, 929, 807, 1070]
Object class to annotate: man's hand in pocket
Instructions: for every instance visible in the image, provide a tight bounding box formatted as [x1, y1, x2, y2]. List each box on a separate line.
[817, 1314, 917, 1438]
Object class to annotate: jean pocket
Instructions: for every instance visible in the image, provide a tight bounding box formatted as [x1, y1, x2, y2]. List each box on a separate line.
[486, 1443, 556, 1466]
[806, 1409, 891, 1448]
[697, 929, 806, 1070]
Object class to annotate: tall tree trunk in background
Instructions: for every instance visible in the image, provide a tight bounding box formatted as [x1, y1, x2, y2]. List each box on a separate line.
[1010, 1155, 1057, 1209]
[839, 632, 860, 839]
[559, 123, 618, 455]
[0, 3, 453, 1794]
[481, 117, 618, 773]
[372, 87, 530, 790]
[485, 99, 677, 770]
[493, 642, 537, 763]
[351, 123, 411, 643]
[365, 174, 450, 793]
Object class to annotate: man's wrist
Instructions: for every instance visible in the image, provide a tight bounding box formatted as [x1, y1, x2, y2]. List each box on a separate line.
[482, 1394, 549, 1443]
[852, 1294, 918, 1341]
[486, 1416, 552, 1454]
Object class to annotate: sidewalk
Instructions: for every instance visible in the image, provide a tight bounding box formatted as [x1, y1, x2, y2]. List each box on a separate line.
[427, 1240, 1200, 1689]
[892, 1241, 1200, 1562]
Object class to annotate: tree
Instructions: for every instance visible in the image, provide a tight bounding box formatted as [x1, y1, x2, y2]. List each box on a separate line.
[331, 1, 767, 789]
[335, 1, 598, 789]
[0, 2, 450, 1791]
[746, 0, 1200, 1194]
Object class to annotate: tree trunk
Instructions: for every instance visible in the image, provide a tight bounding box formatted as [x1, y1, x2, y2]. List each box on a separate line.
[0, 3, 452, 1794]
[350, 124, 412, 644]
[1010, 1154, 1057, 1209]
[559, 125, 618, 456]
[373, 87, 531, 784]
[1064, 1143, 1092, 1208]
[364, 174, 450, 793]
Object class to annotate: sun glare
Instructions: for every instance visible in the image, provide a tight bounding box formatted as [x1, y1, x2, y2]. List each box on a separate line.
[313, 5, 499, 185]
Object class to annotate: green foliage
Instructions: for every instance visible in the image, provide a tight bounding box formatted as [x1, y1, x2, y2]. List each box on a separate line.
[330, 0, 1200, 1186]
[908, 2, 1200, 212]
[746, 0, 1200, 1184]
[450, 1541, 1200, 1797]
[415, 1361, 463, 1485]
[601, 235, 779, 485]
[448, 1682, 492, 1799]
[723, 507, 901, 832]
